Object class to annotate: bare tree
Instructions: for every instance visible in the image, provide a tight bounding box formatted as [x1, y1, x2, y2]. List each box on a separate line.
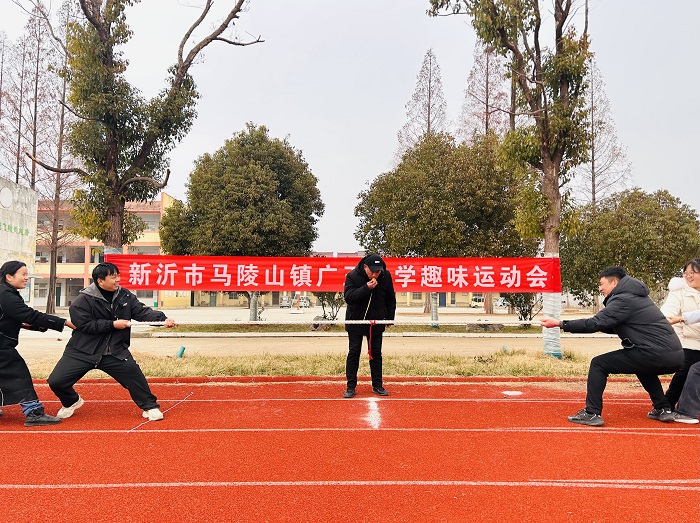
[396, 48, 449, 159]
[569, 58, 631, 208]
[23, 3, 58, 190]
[34, 0, 83, 313]
[0, 33, 7, 125]
[1, 36, 30, 184]
[458, 41, 509, 141]
[395, 48, 450, 315]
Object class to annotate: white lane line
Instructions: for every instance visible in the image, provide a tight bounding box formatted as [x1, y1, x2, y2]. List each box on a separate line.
[364, 398, 381, 429]
[1, 479, 698, 491]
[0, 427, 695, 436]
[39, 398, 654, 404]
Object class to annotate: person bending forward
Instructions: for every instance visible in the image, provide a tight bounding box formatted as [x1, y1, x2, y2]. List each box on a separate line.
[541, 267, 683, 427]
[48, 262, 176, 421]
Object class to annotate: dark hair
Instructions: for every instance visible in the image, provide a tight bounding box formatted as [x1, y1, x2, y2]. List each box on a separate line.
[0, 260, 27, 282]
[92, 262, 120, 282]
[683, 259, 700, 274]
[599, 266, 626, 281]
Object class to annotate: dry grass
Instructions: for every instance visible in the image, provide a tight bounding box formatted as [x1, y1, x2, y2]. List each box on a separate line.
[165, 324, 541, 334]
[26, 349, 592, 380]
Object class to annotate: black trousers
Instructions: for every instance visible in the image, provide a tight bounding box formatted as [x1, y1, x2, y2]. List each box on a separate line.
[346, 330, 383, 389]
[48, 353, 159, 411]
[586, 347, 683, 415]
[665, 348, 700, 409]
[676, 361, 700, 417]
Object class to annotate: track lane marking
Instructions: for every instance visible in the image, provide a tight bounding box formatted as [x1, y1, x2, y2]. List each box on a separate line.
[1, 479, 699, 491]
[0, 427, 696, 435]
[364, 398, 381, 429]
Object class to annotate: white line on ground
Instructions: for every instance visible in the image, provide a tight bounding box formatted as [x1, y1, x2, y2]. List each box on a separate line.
[0, 479, 698, 491]
[0, 427, 695, 436]
[38, 398, 653, 404]
[364, 398, 381, 429]
[128, 392, 195, 432]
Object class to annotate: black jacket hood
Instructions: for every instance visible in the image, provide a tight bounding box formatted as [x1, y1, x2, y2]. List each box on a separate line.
[603, 275, 648, 306]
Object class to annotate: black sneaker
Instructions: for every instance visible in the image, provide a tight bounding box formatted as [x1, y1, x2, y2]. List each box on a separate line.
[372, 386, 389, 396]
[343, 388, 356, 398]
[648, 408, 675, 422]
[25, 413, 61, 427]
[568, 408, 604, 426]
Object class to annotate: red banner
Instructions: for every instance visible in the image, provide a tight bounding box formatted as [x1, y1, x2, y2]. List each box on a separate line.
[105, 255, 561, 293]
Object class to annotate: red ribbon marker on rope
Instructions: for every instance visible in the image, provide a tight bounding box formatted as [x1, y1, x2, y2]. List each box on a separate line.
[368, 320, 376, 361]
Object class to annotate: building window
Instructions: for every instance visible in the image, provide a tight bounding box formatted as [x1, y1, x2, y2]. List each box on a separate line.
[412, 292, 422, 300]
[34, 282, 48, 298]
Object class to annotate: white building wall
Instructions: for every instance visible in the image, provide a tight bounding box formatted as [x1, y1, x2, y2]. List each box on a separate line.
[0, 179, 38, 303]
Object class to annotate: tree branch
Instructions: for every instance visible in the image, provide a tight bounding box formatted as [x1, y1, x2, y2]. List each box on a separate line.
[120, 169, 170, 192]
[214, 35, 264, 47]
[60, 100, 101, 122]
[131, 1, 263, 172]
[26, 153, 88, 177]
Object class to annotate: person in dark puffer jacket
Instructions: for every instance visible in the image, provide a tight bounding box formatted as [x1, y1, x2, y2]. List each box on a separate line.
[542, 266, 683, 427]
[342, 254, 396, 398]
[48, 262, 177, 421]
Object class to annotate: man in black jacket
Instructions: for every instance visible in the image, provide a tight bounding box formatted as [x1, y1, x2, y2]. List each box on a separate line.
[48, 262, 176, 421]
[343, 254, 396, 398]
[542, 267, 683, 426]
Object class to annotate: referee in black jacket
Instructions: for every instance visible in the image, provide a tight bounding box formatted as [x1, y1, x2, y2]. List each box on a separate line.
[343, 254, 396, 398]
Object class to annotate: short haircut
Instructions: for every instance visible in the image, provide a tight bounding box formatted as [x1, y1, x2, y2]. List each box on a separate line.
[92, 262, 120, 282]
[599, 266, 626, 281]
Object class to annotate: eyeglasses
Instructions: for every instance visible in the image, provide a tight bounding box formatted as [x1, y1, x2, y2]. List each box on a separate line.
[684, 270, 698, 277]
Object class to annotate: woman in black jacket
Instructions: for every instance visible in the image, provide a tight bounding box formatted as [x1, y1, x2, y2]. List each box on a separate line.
[0, 260, 74, 426]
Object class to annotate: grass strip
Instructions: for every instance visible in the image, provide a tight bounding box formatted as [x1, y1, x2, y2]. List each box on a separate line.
[28, 349, 591, 380]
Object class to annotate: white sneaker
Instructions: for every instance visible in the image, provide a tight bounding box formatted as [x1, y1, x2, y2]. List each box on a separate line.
[57, 396, 84, 419]
[142, 408, 164, 421]
[674, 412, 700, 424]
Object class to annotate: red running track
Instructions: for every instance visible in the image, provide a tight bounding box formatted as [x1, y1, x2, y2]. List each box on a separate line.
[0, 378, 698, 522]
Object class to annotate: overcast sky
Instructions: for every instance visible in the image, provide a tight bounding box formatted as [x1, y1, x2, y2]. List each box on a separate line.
[3, 0, 699, 253]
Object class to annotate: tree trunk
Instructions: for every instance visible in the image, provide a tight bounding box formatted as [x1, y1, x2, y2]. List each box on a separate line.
[249, 292, 259, 321]
[484, 292, 494, 315]
[46, 247, 57, 314]
[104, 185, 125, 251]
[541, 158, 562, 357]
